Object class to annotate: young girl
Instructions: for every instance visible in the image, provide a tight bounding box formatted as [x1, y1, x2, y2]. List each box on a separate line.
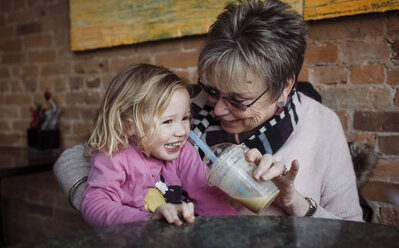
[81, 64, 237, 227]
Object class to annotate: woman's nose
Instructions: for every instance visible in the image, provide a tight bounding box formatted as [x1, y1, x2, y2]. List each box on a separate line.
[213, 97, 230, 116]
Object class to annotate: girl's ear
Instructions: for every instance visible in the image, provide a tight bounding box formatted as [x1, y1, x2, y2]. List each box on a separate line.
[125, 119, 137, 137]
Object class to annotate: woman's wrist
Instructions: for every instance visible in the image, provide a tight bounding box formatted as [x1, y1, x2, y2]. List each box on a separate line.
[284, 191, 309, 216]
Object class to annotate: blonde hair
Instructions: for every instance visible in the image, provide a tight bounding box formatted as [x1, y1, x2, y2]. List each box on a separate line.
[88, 64, 191, 157]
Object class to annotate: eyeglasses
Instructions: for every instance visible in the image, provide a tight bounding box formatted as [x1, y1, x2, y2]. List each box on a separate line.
[197, 79, 270, 111]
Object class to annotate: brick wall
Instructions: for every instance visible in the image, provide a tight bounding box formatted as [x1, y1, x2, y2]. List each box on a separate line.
[0, 0, 398, 245]
[299, 12, 399, 226]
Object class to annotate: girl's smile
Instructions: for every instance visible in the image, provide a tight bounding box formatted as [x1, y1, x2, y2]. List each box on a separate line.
[149, 88, 191, 161]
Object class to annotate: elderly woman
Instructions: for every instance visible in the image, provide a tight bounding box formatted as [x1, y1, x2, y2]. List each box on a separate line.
[54, 0, 363, 221]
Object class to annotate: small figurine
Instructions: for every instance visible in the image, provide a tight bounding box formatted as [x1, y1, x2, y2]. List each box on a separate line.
[29, 90, 61, 130]
[41, 91, 61, 130]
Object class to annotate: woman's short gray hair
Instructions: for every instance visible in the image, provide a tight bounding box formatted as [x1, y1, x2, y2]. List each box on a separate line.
[198, 0, 308, 101]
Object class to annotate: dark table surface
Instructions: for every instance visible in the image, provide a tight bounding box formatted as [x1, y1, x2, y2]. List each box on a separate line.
[9, 215, 399, 248]
[0, 147, 62, 178]
[0, 147, 63, 247]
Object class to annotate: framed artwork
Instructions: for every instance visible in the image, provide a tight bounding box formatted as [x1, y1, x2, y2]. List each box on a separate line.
[69, 0, 302, 51]
[69, 0, 398, 51]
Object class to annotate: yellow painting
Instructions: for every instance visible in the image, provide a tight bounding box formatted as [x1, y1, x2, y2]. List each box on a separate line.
[305, 0, 399, 20]
[69, 0, 302, 51]
[69, 0, 398, 51]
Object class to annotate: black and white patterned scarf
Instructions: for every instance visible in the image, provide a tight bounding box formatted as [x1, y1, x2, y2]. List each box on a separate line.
[190, 85, 299, 157]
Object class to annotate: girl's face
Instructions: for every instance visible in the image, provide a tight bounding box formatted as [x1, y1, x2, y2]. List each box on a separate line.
[149, 88, 191, 161]
[206, 72, 278, 134]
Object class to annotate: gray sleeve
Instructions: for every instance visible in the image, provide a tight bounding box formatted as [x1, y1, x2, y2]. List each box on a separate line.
[53, 144, 90, 211]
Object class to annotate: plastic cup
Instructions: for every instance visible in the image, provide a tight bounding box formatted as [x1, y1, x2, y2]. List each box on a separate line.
[204, 143, 280, 214]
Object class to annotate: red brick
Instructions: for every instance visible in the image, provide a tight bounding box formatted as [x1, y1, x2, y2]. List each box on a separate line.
[68, 76, 85, 90]
[16, 21, 42, 35]
[0, 26, 15, 38]
[354, 111, 399, 132]
[13, 120, 30, 133]
[79, 106, 98, 121]
[39, 78, 68, 92]
[10, 79, 24, 92]
[136, 38, 183, 56]
[64, 91, 101, 106]
[74, 60, 109, 74]
[54, 79, 68, 92]
[172, 69, 193, 83]
[313, 65, 347, 85]
[21, 79, 37, 92]
[11, 67, 22, 77]
[304, 43, 337, 64]
[341, 40, 391, 64]
[28, 50, 56, 63]
[181, 36, 205, 50]
[318, 87, 391, 110]
[0, 1, 13, 12]
[372, 159, 399, 182]
[349, 64, 384, 84]
[387, 66, 399, 85]
[0, 133, 22, 146]
[298, 66, 310, 82]
[0, 120, 11, 132]
[346, 133, 376, 147]
[41, 63, 72, 76]
[378, 135, 399, 156]
[0, 38, 22, 51]
[61, 107, 81, 119]
[308, 13, 385, 41]
[361, 181, 399, 205]
[8, 8, 36, 23]
[22, 65, 38, 78]
[155, 50, 199, 69]
[0, 67, 10, 78]
[395, 90, 399, 107]
[86, 77, 101, 88]
[54, 32, 68, 47]
[393, 40, 399, 61]
[5, 94, 32, 105]
[13, 0, 26, 10]
[387, 12, 399, 39]
[334, 110, 348, 130]
[0, 14, 5, 26]
[0, 106, 20, 118]
[72, 122, 91, 136]
[85, 91, 102, 105]
[0, 80, 10, 92]
[23, 34, 53, 49]
[379, 206, 399, 226]
[108, 57, 151, 73]
[2, 53, 25, 64]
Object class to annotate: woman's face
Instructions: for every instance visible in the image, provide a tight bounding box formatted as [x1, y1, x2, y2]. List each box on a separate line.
[206, 72, 278, 134]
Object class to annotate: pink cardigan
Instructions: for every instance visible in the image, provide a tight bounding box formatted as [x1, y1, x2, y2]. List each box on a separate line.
[81, 142, 237, 226]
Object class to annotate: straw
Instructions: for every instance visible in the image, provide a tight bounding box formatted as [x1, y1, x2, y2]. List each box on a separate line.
[189, 130, 217, 162]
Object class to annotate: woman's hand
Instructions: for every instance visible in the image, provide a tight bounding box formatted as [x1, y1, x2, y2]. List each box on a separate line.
[152, 202, 195, 226]
[245, 149, 308, 216]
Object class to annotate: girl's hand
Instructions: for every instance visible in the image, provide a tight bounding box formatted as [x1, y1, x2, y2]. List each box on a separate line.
[245, 149, 308, 216]
[152, 202, 195, 226]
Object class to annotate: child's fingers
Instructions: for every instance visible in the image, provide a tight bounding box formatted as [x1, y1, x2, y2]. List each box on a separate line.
[157, 204, 183, 226]
[181, 202, 195, 223]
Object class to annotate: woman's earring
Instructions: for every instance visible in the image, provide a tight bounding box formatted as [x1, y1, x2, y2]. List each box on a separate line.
[277, 100, 285, 108]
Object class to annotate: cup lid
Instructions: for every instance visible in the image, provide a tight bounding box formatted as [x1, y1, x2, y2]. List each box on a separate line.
[203, 143, 237, 168]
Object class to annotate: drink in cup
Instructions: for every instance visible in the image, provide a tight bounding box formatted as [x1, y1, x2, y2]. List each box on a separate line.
[204, 143, 280, 214]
